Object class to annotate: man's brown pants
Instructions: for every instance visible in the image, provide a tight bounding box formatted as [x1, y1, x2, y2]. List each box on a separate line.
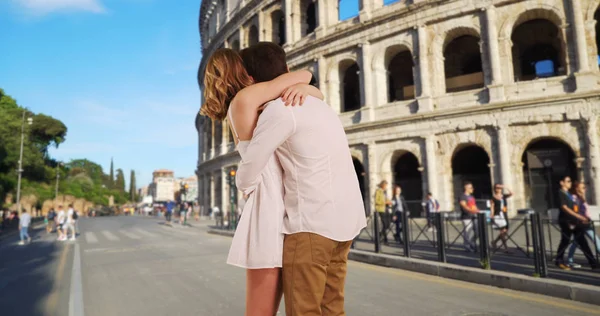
[282, 232, 353, 316]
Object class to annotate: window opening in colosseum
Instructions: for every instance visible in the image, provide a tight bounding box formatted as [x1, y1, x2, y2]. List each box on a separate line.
[339, 0, 359, 21]
[271, 10, 286, 46]
[451, 145, 492, 211]
[248, 25, 259, 47]
[511, 19, 563, 81]
[443, 35, 484, 93]
[214, 120, 223, 149]
[341, 61, 361, 112]
[384, 0, 400, 5]
[231, 40, 240, 51]
[393, 152, 423, 217]
[596, 8, 600, 67]
[301, 0, 318, 36]
[205, 122, 213, 150]
[387, 50, 414, 102]
[353, 158, 367, 214]
[521, 139, 576, 212]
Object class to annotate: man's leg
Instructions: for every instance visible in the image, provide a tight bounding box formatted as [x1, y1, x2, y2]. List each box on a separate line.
[321, 240, 352, 316]
[574, 227, 598, 266]
[462, 219, 474, 251]
[19, 227, 25, 242]
[555, 221, 573, 265]
[282, 233, 334, 316]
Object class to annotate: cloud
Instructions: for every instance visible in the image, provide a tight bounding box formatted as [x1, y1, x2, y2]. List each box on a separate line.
[13, 0, 106, 15]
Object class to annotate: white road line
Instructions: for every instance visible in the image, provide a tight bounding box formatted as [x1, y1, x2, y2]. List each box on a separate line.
[69, 243, 85, 316]
[101, 231, 120, 241]
[85, 232, 98, 244]
[118, 230, 141, 240]
[161, 225, 196, 235]
[133, 228, 157, 238]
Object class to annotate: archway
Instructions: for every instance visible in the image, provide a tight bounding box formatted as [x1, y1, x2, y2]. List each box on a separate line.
[511, 19, 564, 81]
[521, 139, 576, 212]
[214, 120, 223, 150]
[444, 35, 484, 93]
[386, 48, 414, 102]
[452, 145, 492, 210]
[271, 10, 285, 46]
[231, 40, 240, 51]
[393, 152, 423, 217]
[596, 8, 600, 67]
[353, 158, 368, 215]
[204, 120, 212, 152]
[301, 0, 318, 36]
[248, 25, 259, 47]
[340, 60, 361, 112]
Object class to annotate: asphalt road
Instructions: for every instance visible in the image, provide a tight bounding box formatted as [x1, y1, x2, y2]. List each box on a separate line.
[1, 215, 600, 316]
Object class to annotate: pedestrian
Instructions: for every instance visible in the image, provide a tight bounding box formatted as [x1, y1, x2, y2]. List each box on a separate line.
[566, 181, 600, 269]
[180, 203, 188, 226]
[459, 181, 479, 252]
[554, 176, 598, 270]
[391, 185, 409, 243]
[56, 205, 67, 241]
[46, 208, 56, 233]
[375, 180, 393, 245]
[66, 204, 76, 241]
[425, 192, 440, 232]
[490, 184, 513, 253]
[165, 201, 173, 224]
[18, 209, 32, 245]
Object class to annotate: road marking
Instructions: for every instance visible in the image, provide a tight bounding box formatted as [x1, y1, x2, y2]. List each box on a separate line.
[351, 261, 600, 315]
[45, 244, 70, 313]
[85, 232, 98, 244]
[101, 231, 119, 241]
[133, 228, 157, 238]
[69, 243, 85, 316]
[119, 230, 141, 240]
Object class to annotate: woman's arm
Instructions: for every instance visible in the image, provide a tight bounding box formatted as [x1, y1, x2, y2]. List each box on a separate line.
[281, 84, 325, 105]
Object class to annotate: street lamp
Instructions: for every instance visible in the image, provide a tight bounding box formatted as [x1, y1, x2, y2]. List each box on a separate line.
[55, 162, 63, 199]
[15, 111, 33, 215]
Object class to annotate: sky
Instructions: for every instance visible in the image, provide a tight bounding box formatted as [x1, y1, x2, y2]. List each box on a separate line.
[0, 0, 202, 188]
[0, 0, 388, 189]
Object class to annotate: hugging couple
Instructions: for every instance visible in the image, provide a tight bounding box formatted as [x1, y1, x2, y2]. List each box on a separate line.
[201, 42, 366, 316]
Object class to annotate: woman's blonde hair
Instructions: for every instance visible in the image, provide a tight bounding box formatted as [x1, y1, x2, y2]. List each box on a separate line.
[201, 49, 253, 121]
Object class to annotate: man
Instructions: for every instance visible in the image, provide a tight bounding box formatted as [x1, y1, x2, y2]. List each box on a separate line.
[554, 176, 598, 270]
[46, 208, 56, 233]
[425, 192, 440, 232]
[66, 204, 76, 241]
[238, 42, 367, 315]
[391, 185, 409, 244]
[165, 200, 174, 224]
[459, 181, 479, 252]
[56, 205, 67, 241]
[374, 181, 393, 244]
[18, 209, 32, 245]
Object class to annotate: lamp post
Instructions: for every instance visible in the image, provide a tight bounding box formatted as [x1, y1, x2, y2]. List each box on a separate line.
[55, 163, 63, 199]
[15, 112, 33, 215]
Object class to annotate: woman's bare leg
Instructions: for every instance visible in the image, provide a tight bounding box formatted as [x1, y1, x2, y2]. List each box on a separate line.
[246, 268, 282, 316]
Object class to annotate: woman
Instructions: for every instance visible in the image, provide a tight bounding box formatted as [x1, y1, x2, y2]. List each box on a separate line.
[490, 184, 512, 253]
[567, 182, 600, 268]
[202, 48, 323, 316]
[391, 185, 407, 244]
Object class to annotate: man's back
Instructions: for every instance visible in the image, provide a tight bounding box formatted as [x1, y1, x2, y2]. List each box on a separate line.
[20, 212, 31, 227]
[266, 96, 366, 241]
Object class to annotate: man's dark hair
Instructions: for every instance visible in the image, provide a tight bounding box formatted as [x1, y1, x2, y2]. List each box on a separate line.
[559, 175, 571, 182]
[240, 42, 288, 83]
[427, 192, 433, 196]
[463, 181, 472, 188]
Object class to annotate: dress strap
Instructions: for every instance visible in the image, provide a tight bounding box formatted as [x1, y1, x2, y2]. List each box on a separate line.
[227, 109, 240, 141]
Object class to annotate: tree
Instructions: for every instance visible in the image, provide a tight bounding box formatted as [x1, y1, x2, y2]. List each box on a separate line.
[109, 158, 114, 189]
[115, 169, 125, 192]
[129, 170, 137, 202]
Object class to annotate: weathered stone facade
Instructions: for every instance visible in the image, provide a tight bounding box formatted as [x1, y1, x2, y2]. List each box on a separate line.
[196, 0, 600, 217]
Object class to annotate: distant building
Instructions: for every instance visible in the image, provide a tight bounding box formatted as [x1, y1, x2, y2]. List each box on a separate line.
[150, 169, 175, 202]
[182, 175, 198, 203]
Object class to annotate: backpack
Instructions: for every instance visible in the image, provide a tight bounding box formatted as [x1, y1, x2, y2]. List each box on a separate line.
[72, 211, 79, 220]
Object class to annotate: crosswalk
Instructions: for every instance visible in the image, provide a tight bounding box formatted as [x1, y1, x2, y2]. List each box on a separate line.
[81, 226, 202, 244]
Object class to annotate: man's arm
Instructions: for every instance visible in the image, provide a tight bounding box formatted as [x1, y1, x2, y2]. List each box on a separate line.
[236, 101, 296, 194]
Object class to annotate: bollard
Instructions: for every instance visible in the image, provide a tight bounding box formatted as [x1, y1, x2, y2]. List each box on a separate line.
[373, 212, 381, 253]
[435, 212, 446, 263]
[530, 212, 541, 277]
[402, 210, 411, 258]
[534, 212, 548, 277]
[477, 212, 491, 269]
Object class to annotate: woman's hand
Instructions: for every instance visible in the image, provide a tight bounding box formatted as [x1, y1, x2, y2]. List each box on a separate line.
[281, 84, 311, 106]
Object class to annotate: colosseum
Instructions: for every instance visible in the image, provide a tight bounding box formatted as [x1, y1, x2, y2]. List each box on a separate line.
[196, 0, 600, 219]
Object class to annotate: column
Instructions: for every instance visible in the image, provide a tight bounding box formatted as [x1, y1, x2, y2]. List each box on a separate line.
[316, 0, 334, 37]
[425, 135, 438, 199]
[366, 142, 378, 214]
[210, 120, 216, 159]
[416, 25, 433, 111]
[586, 117, 600, 204]
[258, 10, 266, 41]
[284, 0, 294, 44]
[239, 26, 246, 48]
[496, 125, 515, 215]
[318, 56, 328, 102]
[359, 0, 376, 22]
[209, 174, 215, 209]
[221, 121, 228, 154]
[570, 0, 590, 73]
[485, 7, 502, 85]
[359, 42, 375, 121]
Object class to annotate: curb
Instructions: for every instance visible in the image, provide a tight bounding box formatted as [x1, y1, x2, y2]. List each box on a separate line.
[207, 229, 600, 306]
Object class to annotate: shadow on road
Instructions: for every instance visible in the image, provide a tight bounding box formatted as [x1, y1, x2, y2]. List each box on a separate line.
[0, 226, 68, 316]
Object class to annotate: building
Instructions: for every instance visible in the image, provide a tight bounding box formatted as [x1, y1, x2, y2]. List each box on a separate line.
[150, 169, 175, 203]
[196, 0, 600, 217]
[182, 175, 199, 203]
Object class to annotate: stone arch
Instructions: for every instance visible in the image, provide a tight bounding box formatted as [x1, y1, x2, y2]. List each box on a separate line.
[301, 0, 318, 36]
[340, 60, 361, 112]
[271, 10, 286, 46]
[384, 45, 415, 102]
[248, 24, 259, 46]
[391, 150, 424, 216]
[451, 144, 493, 208]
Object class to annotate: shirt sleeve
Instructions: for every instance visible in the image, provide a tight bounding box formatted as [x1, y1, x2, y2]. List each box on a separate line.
[558, 192, 568, 210]
[235, 101, 296, 194]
